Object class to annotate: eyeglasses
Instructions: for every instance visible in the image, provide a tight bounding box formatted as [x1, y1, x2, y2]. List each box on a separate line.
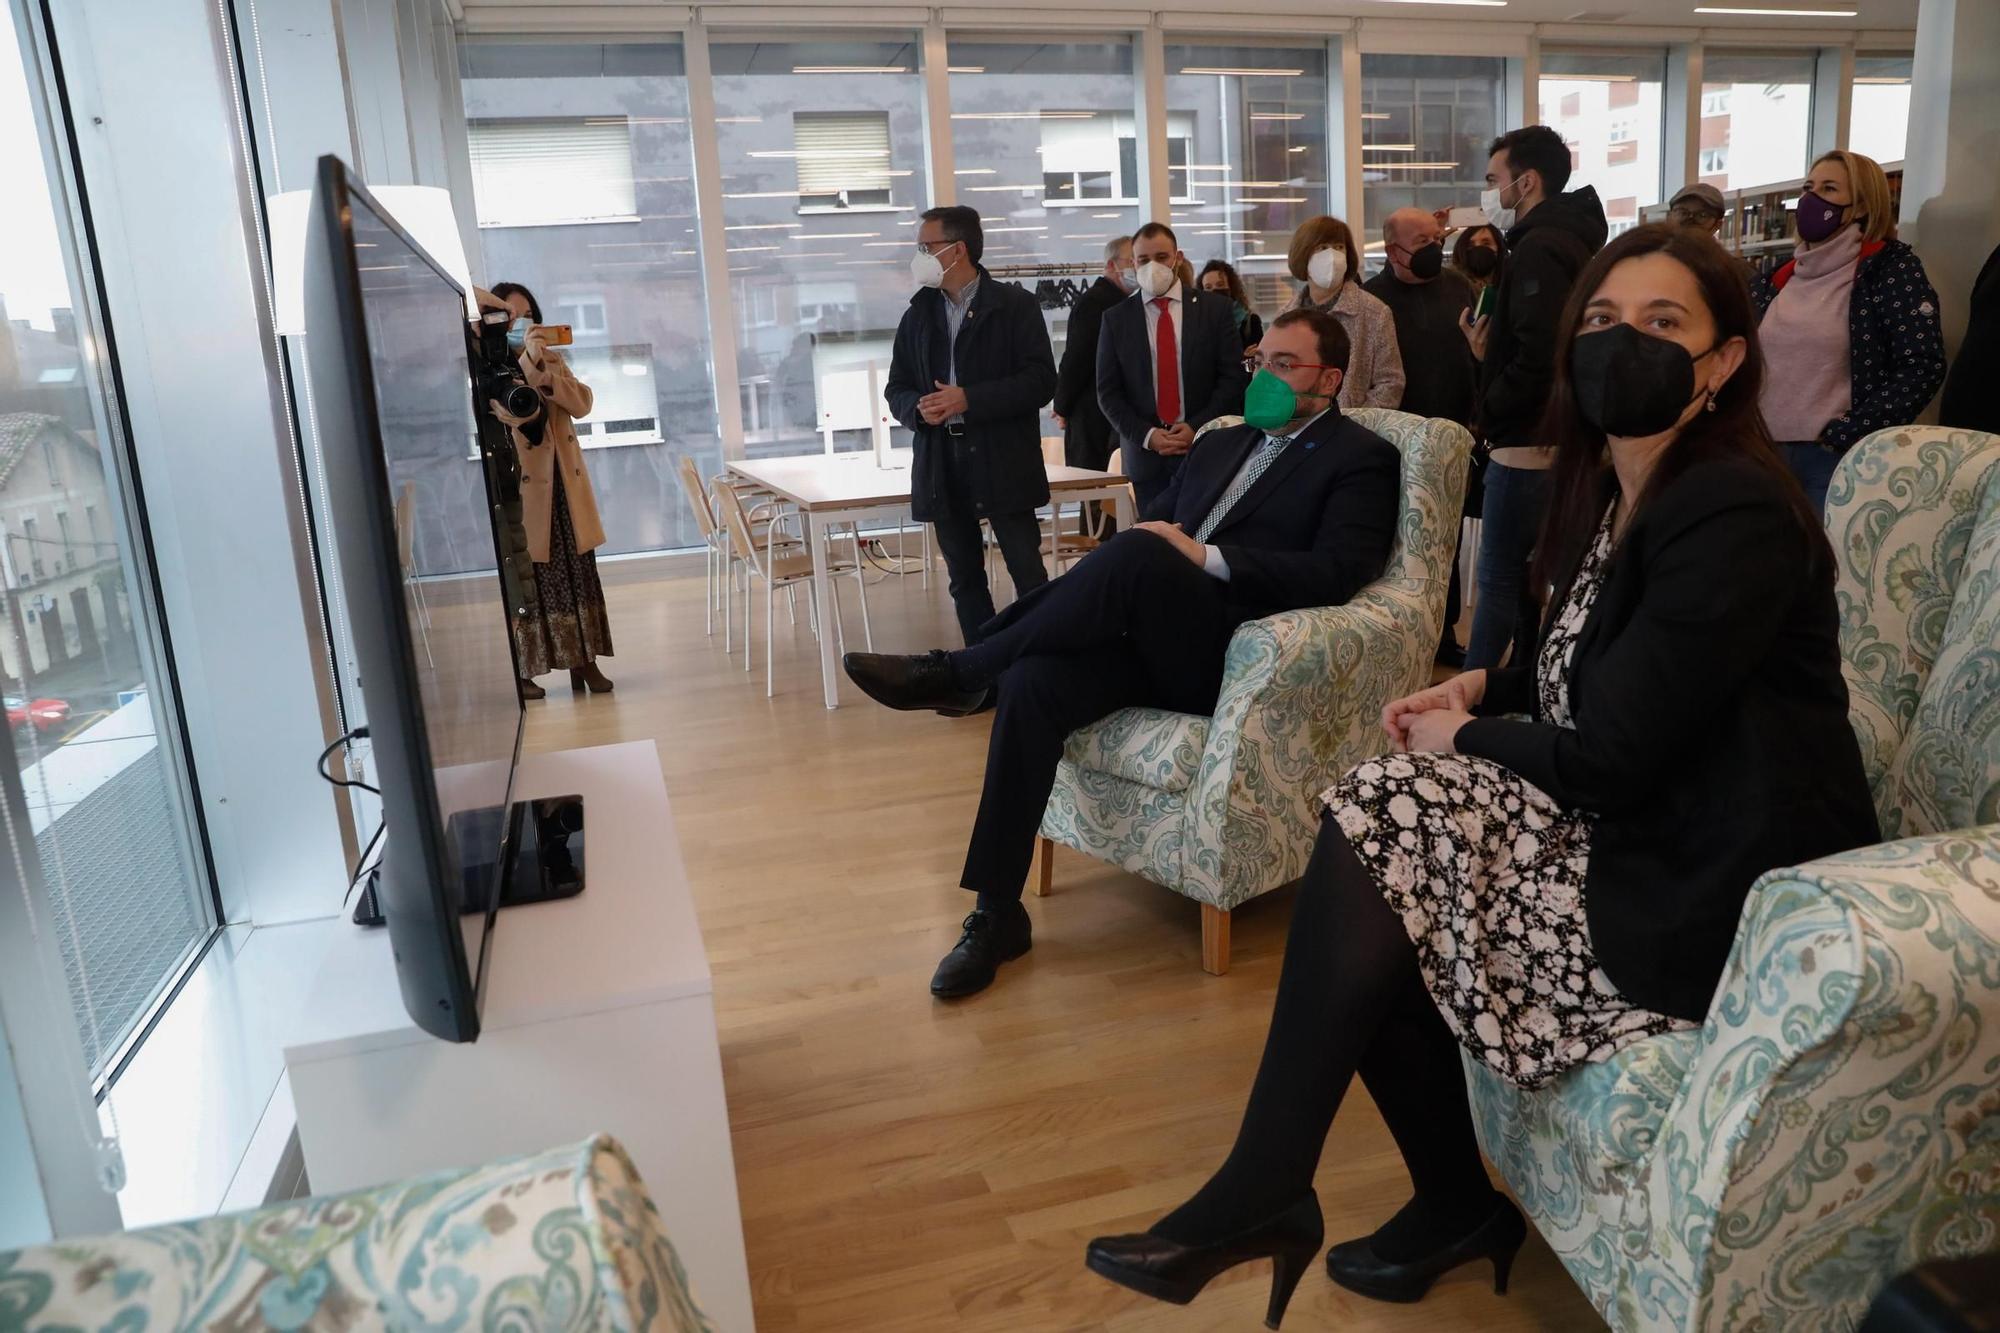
[1669, 207, 1720, 227]
[915, 240, 959, 256]
[1243, 356, 1335, 375]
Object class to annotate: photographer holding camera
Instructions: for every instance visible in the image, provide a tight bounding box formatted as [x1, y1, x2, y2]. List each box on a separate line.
[486, 281, 615, 698]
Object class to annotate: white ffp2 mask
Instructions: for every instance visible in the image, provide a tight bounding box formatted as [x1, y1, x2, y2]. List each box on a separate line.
[1134, 260, 1177, 299]
[911, 249, 946, 289]
[1307, 247, 1346, 290]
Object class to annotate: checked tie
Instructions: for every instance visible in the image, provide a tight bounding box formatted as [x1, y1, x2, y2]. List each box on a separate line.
[1193, 434, 1292, 543]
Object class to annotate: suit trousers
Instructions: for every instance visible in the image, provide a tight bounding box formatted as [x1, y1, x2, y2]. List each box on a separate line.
[930, 506, 1048, 646]
[959, 531, 1234, 897]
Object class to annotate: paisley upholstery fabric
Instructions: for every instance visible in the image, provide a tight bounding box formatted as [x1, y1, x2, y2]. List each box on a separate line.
[1465, 427, 2000, 1332]
[1038, 408, 1475, 912]
[0, 1135, 714, 1333]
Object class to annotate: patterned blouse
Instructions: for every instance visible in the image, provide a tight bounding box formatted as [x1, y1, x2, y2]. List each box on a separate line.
[1281, 279, 1406, 411]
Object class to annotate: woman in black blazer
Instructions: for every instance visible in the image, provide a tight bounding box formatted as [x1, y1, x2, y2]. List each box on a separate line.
[1084, 225, 1880, 1326]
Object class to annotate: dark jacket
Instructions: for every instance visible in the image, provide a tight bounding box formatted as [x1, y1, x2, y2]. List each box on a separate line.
[1229, 302, 1266, 349]
[1479, 186, 1608, 446]
[1456, 456, 1879, 1021]
[1363, 266, 1478, 426]
[1939, 241, 2000, 434]
[1096, 286, 1249, 509]
[1052, 275, 1126, 470]
[1752, 237, 1947, 452]
[885, 268, 1057, 523]
[1147, 409, 1400, 627]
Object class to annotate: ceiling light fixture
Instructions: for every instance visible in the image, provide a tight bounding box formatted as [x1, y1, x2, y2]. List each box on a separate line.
[1251, 113, 1305, 121]
[1179, 66, 1306, 77]
[791, 65, 909, 74]
[1364, 143, 1417, 151]
[954, 167, 997, 175]
[951, 110, 1095, 120]
[964, 183, 1046, 192]
[1361, 112, 1390, 121]
[1691, 5, 1857, 13]
[1235, 195, 1308, 203]
[947, 65, 986, 73]
[746, 149, 891, 159]
[1360, 161, 1465, 170]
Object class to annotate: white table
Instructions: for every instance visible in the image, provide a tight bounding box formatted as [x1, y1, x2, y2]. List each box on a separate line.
[283, 742, 754, 1332]
[728, 448, 1135, 708]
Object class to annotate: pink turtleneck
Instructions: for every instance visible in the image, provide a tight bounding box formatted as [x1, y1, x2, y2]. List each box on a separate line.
[1758, 224, 1864, 443]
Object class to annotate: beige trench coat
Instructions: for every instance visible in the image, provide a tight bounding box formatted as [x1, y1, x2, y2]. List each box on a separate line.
[512, 347, 605, 563]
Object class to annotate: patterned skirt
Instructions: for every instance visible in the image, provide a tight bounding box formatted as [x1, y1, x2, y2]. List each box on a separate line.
[1321, 753, 1692, 1089]
[513, 472, 614, 678]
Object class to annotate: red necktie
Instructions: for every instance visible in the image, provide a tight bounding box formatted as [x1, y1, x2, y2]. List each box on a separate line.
[1152, 297, 1181, 424]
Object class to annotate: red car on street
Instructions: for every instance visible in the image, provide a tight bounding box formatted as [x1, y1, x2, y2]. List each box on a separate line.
[6, 695, 70, 734]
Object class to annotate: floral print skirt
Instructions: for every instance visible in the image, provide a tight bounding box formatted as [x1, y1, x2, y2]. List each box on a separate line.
[1322, 753, 1692, 1089]
[513, 472, 614, 678]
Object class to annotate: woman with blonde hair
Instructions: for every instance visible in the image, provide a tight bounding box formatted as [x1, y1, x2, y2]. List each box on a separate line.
[1751, 149, 1945, 514]
[1280, 215, 1405, 409]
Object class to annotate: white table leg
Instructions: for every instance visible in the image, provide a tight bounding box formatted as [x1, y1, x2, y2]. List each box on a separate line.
[1115, 486, 1135, 529]
[810, 511, 839, 709]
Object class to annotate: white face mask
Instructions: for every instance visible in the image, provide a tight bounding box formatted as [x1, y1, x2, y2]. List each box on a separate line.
[912, 243, 960, 290]
[1307, 247, 1346, 291]
[1113, 263, 1138, 293]
[1481, 175, 1523, 231]
[1134, 259, 1177, 299]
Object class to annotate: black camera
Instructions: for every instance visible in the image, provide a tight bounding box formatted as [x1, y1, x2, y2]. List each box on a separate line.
[471, 306, 545, 447]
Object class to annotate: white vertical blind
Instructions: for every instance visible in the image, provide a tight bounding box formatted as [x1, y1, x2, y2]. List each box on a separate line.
[791, 111, 893, 196]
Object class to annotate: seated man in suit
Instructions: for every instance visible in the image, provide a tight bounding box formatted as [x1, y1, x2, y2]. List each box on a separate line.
[844, 309, 1400, 997]
[1096, 222, 1249, 514]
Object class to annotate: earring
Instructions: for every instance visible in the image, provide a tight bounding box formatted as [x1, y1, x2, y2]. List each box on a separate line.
[1704, 391, 1718, 413]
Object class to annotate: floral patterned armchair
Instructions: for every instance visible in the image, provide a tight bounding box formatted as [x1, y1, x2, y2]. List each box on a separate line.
[0, 1135, 713, 1332]
[1466, 426, 2000, 1331]
[1032, 408, 1474, 973]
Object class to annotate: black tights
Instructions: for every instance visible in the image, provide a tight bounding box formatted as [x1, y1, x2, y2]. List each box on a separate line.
[1154, 821, 1500, 1253]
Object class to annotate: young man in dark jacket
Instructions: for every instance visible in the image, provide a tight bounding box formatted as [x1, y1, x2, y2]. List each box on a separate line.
[1461, 125, 1607, 671]
[886, 206, 1058, 644]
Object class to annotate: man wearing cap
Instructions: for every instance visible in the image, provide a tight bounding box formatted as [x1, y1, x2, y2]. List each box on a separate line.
[1668, 182, 1727, 237]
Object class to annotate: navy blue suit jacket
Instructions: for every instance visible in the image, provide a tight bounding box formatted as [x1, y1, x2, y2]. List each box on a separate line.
[1095, 287, 1248, 510]
[1145, 409, 1400, 625]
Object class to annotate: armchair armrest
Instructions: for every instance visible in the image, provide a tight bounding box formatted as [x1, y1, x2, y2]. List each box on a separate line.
[1645, 825, 2000, 1329]
[1179, 579, 1437, 909]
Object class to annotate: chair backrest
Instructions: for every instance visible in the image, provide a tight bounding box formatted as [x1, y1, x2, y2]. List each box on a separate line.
[1105, 447, 1124, 476]
[708, 475, 766, 575]
[1341, 407, 1473, 610]
[676, 456, 718, 539]
[1827, 426, 2000, 838]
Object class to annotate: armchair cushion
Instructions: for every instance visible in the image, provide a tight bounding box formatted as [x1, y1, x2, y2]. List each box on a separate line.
[1063, 707, 1210, 793]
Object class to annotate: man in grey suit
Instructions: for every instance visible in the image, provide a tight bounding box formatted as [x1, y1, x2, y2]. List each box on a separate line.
[1095, 221, 1249, 512]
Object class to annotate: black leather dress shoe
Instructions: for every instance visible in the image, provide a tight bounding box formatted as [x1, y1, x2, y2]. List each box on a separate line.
[843, 651, 987, 716]
[930, 907, 1031, 998]
[1324, 1195, 1527, 1303]
[1086, 1193, 1324, 1329]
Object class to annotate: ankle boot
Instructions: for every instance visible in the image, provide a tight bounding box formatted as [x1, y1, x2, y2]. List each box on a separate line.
[519, 678, 546, 701]
[570, 662, 614, 694]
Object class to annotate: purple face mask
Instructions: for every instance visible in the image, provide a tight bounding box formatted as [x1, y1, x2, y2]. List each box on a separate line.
[1795, 191, 1846, 244]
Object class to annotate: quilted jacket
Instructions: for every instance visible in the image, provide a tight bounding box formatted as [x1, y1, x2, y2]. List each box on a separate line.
[1751, 236, 1946, 454]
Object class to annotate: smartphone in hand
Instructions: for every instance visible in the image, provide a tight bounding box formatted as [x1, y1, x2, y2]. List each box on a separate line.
[1446, 205, 1488, 229]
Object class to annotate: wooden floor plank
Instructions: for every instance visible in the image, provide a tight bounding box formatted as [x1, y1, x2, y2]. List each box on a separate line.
[522, 552, 1603, 1331]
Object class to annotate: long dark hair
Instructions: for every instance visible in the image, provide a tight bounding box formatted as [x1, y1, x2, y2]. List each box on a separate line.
[1527, 223, 1820, 606]
[1198, 258, 1250, 309]
[490, 281, 543, 323]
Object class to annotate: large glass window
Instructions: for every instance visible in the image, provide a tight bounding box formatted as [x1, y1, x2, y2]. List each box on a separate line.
[1167, 42, 1330, 313]
[1358, 54, 1507, 278]
[2, 5, 211, 1076]
[1850, 53, 1912, 166]
[1699, 51, 1816, 194]
[947, 40, 1143, 441]
[1539, 48, 1667, 239]
[459, 41, 720, 554]
[711, 39, 930, 459]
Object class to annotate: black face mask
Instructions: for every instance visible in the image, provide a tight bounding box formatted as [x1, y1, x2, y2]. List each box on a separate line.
[1406, 242, 1444, 280]
[1462, 245, 1500, 278]
[1571, 323, 1716, 438]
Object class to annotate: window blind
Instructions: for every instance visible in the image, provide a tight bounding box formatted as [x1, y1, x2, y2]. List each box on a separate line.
[791, 111, 892, 196]
[467, 118, 637, 227]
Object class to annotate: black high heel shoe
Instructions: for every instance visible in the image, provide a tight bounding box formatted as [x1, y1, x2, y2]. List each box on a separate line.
[1085, 1193, 1323, 1330]
[1324, 1195, 1527, 1303]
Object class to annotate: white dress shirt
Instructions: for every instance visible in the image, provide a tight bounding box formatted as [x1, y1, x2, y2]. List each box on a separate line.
[1139, 281, 1187, 441]
[1198, 408, 1332, 581]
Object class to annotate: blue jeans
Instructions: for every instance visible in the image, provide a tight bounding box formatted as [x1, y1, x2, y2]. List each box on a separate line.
[1780, 442, 1840, 522]
[1466, 461, 1552, 671]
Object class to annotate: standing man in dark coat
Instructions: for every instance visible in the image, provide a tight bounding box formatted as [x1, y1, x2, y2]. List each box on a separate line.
[886, 206, 1058, 644]
[1053, 236, 1135, 470]
[1096, 222, 1248, 513]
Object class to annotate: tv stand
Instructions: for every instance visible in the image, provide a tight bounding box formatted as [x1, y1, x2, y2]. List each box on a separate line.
[350, 794, 587, 926]
[285, 742, 752, 1331]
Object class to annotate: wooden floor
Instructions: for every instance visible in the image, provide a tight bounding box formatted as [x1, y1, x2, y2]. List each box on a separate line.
[522, 553, 1604, 1333]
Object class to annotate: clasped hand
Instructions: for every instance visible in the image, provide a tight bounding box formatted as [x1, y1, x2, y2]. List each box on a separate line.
[1381, 669, 1485, 754]
[918, 380, 969, 426]
[1149, 421, 1195, 456]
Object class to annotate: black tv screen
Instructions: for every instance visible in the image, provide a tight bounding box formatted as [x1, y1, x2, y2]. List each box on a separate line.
[305, 156, 522, 1041]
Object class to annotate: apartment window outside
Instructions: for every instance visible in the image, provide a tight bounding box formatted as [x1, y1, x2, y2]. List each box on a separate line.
[1358, 54, 1507, 277]
[1167, 41, 1332, 295]
[1700, 51, 1816, 193]
[1, 7, 212, 1078]
[460, 41, 722, 553]
[1539, 48, 1667, 238]
[1851, 53, 1912, 165]
[711, 39, 931, 458]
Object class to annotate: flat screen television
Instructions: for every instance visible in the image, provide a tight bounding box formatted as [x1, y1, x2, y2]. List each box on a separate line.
[304, 155, 580, 1042]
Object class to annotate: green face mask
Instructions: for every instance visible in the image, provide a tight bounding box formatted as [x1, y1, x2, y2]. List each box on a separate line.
[1243, 367, 1324, 432]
